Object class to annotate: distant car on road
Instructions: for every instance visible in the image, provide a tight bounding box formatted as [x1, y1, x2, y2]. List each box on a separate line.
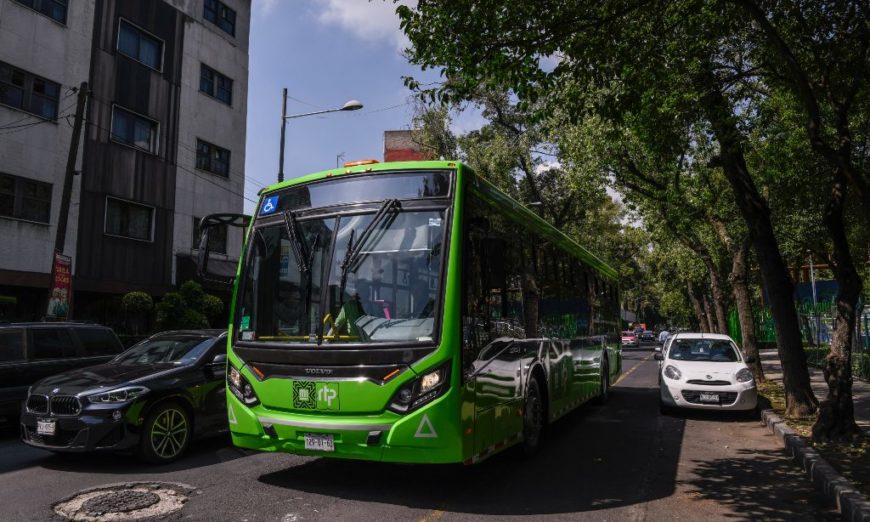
[20, 330, 228, 463]
[655, 333, 757, 414]
[621, 331, 639, 347]
[640, 330, 655, 343]
[0, 322, 123, 420]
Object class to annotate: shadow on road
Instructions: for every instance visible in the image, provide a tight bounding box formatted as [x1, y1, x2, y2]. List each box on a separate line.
[259, 385, 686, 516]
[681, 448, 837, 521]
[0, 418, 246, 475]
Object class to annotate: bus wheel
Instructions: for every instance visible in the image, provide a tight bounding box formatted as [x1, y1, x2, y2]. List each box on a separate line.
[522, 376, 544, 456]
[138, 402, 191, 464]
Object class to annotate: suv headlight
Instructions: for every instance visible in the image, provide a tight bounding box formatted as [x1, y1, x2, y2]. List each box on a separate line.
[663, 365, 682, 380]
[228, 366, 260, 406]
[736, 368, 754, 383]
[388, 361, 451, 414]
[88, 386, 149, 404]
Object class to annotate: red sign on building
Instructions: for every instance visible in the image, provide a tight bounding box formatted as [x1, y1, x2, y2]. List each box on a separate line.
[47, 253, 72, 319]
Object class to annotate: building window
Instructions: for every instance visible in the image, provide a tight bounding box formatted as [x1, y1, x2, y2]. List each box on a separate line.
[204, 0, 236, 36]
[192, 217, 227, 254]
[110, 105, 158, 154]
[117, 19, 163, 71]
[0, 61, 60, 120]
[199, 64, 233, 105]
[0, 172, 52, 223]
[12, 0, 67, 25]
[105, 197, 154, 242]
[195, 139, 230, 177]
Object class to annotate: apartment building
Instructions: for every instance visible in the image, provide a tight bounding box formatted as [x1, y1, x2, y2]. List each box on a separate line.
[0, 0, 249, 322]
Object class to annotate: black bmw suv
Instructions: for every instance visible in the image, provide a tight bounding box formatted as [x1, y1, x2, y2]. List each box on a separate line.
[20, 330, 228, 463]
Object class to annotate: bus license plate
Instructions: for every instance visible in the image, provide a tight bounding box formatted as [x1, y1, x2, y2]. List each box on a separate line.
[699, 392, 719, 403]
[37, 419, 56, 436]
[304, 433, 334, 452]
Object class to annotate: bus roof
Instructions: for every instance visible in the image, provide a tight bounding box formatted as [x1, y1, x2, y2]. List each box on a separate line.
[259, 160, 618, 281]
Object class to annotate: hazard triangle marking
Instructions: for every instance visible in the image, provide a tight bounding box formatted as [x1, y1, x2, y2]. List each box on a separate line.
[414, 414, 438, 438]
[228, 404, 238, 425]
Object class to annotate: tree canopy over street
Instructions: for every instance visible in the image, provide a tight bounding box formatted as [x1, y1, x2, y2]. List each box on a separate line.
[398, 0, 870, 440]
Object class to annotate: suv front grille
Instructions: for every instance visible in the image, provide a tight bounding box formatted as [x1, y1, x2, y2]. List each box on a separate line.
[50, 396, 81, 416]
[26, 394, 49, 414]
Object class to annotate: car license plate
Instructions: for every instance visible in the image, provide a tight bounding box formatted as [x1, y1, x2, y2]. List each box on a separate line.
[699, 392, 719, 403]
[37, 419, 56, 436]
[304, 433, 334, 452]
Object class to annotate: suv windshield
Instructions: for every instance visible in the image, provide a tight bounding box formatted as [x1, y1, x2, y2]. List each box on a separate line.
[114, 336, 215, 365]
[237, 208, 447, 345]
[668, 339, 740, 362]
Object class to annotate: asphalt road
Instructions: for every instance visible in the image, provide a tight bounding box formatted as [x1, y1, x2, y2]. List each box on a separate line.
[0, 344, 838, 521]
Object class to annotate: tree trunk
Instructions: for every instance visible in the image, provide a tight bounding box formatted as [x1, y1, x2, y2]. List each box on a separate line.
[687, 282, 707, 332]
[708, 264, 729, 335]
[702, 289, 718, 333]
[698, 66, 817, 416]
[812, 172, 862, 441]
[731, 238, 765, 382]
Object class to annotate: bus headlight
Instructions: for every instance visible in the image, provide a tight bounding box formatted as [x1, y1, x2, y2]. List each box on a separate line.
[228, 366, 260, 406]
[388, 361, 451, 414]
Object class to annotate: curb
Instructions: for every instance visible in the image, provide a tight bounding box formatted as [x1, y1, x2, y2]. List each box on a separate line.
[761, 409, 870, 521]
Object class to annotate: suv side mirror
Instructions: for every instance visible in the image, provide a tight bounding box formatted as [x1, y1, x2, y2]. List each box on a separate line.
[197, 213, 250, 285]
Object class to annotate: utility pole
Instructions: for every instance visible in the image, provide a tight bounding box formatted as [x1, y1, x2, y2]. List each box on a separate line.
[47, 81, 88, 319]
[278, 88, 287, 183]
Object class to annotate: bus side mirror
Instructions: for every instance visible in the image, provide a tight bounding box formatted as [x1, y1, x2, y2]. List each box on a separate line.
[196, 213, 251, 285]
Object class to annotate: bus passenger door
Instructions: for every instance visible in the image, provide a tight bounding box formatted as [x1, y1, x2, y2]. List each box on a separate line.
[469, 338, 525, 454]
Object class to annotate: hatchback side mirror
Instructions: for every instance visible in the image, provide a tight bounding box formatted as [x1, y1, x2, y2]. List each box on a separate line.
[654, 353, 663, 361]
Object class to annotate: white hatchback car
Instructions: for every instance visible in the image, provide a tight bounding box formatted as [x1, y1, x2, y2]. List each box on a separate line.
[655, 333, 758, 413]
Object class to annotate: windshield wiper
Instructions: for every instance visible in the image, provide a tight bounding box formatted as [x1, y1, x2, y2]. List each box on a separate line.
[342, 198, 401, 274]
[282, 210, 310, 272]
[333, 199, 401, 331]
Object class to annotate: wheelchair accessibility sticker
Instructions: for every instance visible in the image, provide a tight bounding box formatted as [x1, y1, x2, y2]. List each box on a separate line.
[260, 196, 279, 215]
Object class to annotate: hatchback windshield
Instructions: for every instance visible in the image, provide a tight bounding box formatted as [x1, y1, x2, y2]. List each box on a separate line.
[114, 336, 214, 365]
[668, 339, 740, 362]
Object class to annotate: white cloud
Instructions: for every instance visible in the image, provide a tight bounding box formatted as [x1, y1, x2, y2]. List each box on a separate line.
[314, 0, 413, 52]
[254, 0, 278, 17]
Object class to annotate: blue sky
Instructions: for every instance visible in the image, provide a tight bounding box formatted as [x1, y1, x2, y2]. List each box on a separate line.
[242, 1, 484, 214]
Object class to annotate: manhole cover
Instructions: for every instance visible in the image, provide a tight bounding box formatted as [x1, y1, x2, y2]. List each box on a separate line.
[53, 482, 196, 521]
[82, 490, 160, 515]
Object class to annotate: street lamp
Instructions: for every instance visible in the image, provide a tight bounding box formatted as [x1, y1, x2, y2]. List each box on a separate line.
[277, 88, 363, 182]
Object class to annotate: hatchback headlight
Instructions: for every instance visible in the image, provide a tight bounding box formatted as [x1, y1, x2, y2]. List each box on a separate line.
[736, 368, 754, 383]
[663, 365, 682, 380]
[88, 385, 149, 403]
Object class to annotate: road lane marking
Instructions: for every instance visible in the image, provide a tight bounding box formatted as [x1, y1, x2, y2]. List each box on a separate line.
[614, 352, 654, 386]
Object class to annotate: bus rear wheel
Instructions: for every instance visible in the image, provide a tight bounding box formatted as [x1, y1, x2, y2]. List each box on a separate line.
[522, 375, 544, 456]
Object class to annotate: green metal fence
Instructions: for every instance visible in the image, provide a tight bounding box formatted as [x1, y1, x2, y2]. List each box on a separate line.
[728, 301, 870, 381]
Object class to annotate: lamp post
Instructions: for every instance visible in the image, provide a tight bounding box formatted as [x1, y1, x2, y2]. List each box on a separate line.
[277, 88, 362, 183]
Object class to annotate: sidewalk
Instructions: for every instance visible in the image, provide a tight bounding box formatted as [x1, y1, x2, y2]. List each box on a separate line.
[760, 349, 870, 434]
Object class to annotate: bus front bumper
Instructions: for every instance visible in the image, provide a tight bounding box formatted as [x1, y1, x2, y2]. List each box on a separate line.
[226, 393, 463, 464]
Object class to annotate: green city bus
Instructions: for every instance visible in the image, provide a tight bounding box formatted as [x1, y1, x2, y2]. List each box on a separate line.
[198, 160, 621, 464]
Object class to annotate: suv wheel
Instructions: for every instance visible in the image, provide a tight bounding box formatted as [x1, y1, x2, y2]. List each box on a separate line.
[138, 402, 191, 464]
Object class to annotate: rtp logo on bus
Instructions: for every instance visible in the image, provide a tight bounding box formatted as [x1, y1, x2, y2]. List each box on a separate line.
[293, 381, 339, 410]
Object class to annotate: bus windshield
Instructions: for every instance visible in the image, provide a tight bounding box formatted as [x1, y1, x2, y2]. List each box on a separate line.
[236, 204, 447, 346]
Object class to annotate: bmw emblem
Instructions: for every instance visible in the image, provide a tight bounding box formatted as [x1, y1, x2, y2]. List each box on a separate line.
[52, 388, 61, 394]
